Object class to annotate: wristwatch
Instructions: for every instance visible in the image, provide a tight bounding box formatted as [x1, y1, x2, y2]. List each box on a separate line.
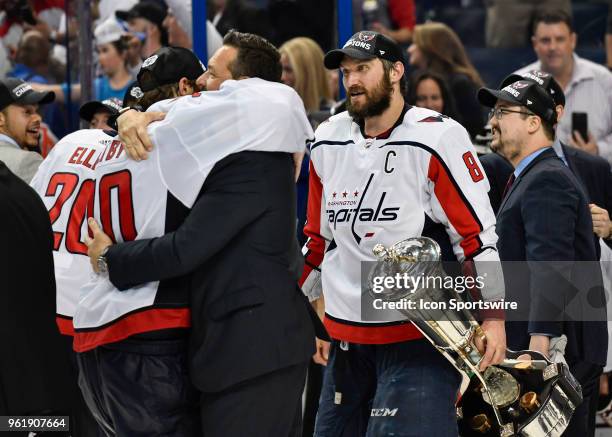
[97, 247, 110, 274]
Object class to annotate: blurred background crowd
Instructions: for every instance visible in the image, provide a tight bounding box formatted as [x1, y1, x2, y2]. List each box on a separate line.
[1, 0, 612, 434]
[1, 0, 610, 148]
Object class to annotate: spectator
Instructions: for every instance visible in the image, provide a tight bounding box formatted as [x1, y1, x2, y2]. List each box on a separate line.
[116, 1, 167, 59]
[515, 9, 612, 164]
[9, 30, 52, 83]
[351, 0, 416, 44]
[0, 0, 64, 72]
[485, 0, 571, 48]
[279, 36, 333, 248]
[9, 30, 67, 141]
[408, 22, 485, 138]
[0, 78, 54, 182]
[78, 97, 121, 129]
[33, 19, 133, 105]
[407, 70, 458, 119]
[279, 37, 334, 116]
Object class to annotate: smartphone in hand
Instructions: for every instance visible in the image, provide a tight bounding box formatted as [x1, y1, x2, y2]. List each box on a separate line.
[572, 112, 588, 142]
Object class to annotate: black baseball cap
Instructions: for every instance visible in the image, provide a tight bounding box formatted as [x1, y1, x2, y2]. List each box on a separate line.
[500, 70, 565, 107]
[116, 1, 166, 27]
[137, 46, 205, 92]
[0, 78, 55, 111]
[478, 80, 557, 124]
[79, 97, 123, 122]
[324, 31, 405, 69]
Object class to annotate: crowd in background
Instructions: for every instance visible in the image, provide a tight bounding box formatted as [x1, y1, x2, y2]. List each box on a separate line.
[2, 0, 612, 435]
[1, 0, 611, 156]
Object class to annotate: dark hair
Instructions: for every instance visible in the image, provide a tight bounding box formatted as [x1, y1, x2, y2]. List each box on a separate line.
[381, 59, 408, 99]
[137, 70, 199, 110]
[406, 70, 458, 119]
[222, 30, 282, 82]
[532, 9, 574, 35]
[111, 37, 129, 54]
[519, 112, 556, 141]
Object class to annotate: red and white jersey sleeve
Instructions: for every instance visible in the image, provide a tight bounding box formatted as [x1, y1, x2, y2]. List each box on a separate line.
[423, 122, 497, 262]
[30, 129, 108, 335]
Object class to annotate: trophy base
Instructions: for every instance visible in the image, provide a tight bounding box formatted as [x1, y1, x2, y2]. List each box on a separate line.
[457, 351, 581, 437]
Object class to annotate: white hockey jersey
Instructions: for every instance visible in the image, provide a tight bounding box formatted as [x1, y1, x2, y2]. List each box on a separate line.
[30, 129, 110, 336]
[299, 106, 504, 344]
[72, 135, 191, 352]
[73, 78, 313, 352]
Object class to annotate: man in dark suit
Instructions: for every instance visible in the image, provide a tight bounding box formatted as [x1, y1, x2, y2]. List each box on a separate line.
[498, 70, 612, 254]
[85, 32, 322, 437]
[0, 161, 88, 435]
[478, 79, 608, 437]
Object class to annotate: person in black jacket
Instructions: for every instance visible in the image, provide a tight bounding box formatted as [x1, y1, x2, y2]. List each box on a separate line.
[490, 70, 612, 253]
[86, 32, 323, 437]
[0, 161, 85, 436]
[478, 79, 608, 437]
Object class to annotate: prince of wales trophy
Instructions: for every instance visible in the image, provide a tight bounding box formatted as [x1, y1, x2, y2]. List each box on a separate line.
[368, 237, 582, 437]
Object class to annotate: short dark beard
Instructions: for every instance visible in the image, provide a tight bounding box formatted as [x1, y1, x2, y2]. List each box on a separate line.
[346, 73, 393, 120]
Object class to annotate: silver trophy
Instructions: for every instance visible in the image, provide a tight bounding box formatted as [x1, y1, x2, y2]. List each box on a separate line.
[368, 237, 582, 437]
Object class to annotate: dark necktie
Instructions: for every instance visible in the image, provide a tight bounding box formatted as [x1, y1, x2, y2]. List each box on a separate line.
[502, 173, 516, 199]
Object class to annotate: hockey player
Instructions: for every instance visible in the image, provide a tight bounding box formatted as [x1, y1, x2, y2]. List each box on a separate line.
[300, 31, 506, 436]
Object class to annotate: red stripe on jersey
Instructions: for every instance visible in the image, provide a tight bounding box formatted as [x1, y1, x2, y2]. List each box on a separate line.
[56, 316, 75, 336]
[34, 0, 65, 13]
[324, 316, 423, 344]
[299, 161, 326, 286]
[72, 307, 190, 352]
[427, 156, 482, 258]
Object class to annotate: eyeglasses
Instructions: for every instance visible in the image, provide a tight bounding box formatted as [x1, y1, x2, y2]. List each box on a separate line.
[489, 107, 534, 120]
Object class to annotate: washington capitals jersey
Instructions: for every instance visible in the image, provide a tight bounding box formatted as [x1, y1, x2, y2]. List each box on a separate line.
[30, 129, 110, 336]
[72, 134, 190, 352]
[299, 106, 504, 344]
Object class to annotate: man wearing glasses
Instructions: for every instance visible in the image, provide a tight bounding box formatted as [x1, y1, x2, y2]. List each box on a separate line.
[478, 80, 607, 437]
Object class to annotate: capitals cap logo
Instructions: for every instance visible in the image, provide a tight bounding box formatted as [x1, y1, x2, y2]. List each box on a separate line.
[511, 81, 530, 89]
[130, 86, 144, 99]
[142, 54, 158, 68]
[102, 98, 123, 112]
[358, 31, 376, 42]
[529, 70, 549, 79]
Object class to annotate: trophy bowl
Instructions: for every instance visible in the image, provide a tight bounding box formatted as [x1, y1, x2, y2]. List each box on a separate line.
[368, 237, 582, 437]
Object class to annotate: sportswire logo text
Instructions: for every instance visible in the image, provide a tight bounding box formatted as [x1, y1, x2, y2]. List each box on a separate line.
[326, 174, 400, 244]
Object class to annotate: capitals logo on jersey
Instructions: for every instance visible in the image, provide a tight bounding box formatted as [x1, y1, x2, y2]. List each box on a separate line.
[325, 172, 400, 243]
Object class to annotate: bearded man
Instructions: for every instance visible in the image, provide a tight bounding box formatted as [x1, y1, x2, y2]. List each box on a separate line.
[299, 31, 507, 436]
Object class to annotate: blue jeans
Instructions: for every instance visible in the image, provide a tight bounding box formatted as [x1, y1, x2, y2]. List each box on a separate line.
[315, 338, 461, 437]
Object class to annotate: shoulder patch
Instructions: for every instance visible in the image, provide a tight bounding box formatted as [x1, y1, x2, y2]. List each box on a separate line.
[418, 115, 447, 123]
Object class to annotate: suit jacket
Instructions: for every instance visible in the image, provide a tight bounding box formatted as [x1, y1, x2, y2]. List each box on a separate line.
[0, 139, 42, 183]
[479, 151, 514, 215]
[0, 161, 81, 415]
[106, 151, 320, 393]
[496, 147, 608, 366]
[561, 142, 612, 254]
